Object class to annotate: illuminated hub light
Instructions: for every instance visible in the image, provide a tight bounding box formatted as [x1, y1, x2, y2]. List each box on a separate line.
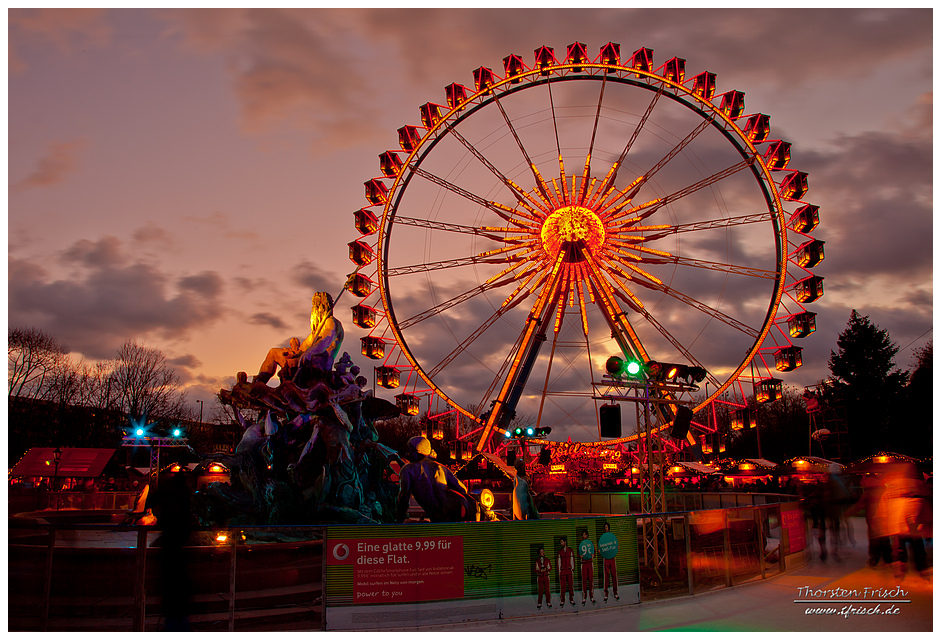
[172, 428, 182, 437]
[788, 312, 816, 338]
[136, 429, 144, 436]
[541, 206, 605, 261]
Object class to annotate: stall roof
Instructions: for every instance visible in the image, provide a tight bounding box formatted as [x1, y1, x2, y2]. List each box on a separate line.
[744, 458, 778, 468]
[676, 461, 719, 475]
[11, 448, 117, 478]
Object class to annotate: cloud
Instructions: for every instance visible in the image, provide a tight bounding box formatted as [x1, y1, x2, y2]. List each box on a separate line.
[183, 211, 259, 242]
[290, 260, 339, 293]
[169, 354, 202, 369]
[249, 312, 287, 330]
[11, 138, 89, 192]
[8, 237, 226, 359]
[9, 8, 112, 73]
[160, 8, 386, 150]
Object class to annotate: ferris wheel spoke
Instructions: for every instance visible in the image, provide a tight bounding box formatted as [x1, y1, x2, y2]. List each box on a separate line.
[407, 165, 544, 225]
[588, 85, 665, 210]
[386, 251, 534, 278]
[602, 119, 713, 214]
[655, 255, 778, 280]
[398, 273, 522, 330]
[427, 304, 515, 378]
[446, 126, 547, 218]
[491, 93, 556, 208]
[632, 306, 721, 388]
[631, 211, 775, 241]
[578, 73, 609, 205]
[605, 155, 759, 224]
[631, 279, 760, 338]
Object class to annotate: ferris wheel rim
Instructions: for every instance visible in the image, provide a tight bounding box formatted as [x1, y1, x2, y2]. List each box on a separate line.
[360, 50, 805, 449]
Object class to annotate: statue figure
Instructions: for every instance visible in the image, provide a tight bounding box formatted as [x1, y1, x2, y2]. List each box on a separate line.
[204, 291, 411, 526]
[512, 459, 539, 520]
[298, 292, 344, 372]
[256, 337, 303, 384]
[396, 436, 477, 523]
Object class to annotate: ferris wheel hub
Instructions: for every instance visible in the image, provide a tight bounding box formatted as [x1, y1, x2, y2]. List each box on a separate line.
[540, 205, 605, 261]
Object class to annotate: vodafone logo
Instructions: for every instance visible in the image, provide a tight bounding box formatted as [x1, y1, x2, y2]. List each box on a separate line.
[332, 543, 350, 561]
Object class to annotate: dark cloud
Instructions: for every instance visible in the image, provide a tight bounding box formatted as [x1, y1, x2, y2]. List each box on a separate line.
[290, 260, 340, 293]
[61, 236, 126, 269]
[249, 312, 287, 330]
[169, 354, 202, 369]
[8, 238, 226, 359]
[9, 9, 112, 73]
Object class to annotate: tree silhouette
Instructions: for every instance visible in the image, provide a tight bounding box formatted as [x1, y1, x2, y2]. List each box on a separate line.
[827, 310, 908, 458]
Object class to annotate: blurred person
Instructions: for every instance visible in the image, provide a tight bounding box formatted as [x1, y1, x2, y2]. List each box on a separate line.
[846, 473, 892, 567]
[883, 463, 931, 579]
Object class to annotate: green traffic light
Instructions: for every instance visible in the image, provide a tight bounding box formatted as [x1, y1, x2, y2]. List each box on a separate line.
[625, 360, 641, 376]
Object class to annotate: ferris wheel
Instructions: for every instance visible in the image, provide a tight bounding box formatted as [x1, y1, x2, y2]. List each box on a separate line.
[346, 42, 823, 454]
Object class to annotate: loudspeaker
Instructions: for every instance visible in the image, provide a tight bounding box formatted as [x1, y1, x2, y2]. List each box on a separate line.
[671, 406, 693, 439]
[599, 404, 621, 438]
[506, 449, 517, 466]
[538, 447, 551, 465]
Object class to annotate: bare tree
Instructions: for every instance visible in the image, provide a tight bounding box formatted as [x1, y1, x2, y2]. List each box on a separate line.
[8, 327, 68, 400]
[110, 340, 191, 423]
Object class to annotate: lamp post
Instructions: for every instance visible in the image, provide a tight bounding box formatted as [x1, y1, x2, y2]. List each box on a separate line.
[196, 399, 204, 425]
[53, 446, 62, 511]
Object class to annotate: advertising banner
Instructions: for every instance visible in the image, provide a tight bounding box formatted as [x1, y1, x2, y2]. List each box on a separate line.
[324, 516, 639, 630]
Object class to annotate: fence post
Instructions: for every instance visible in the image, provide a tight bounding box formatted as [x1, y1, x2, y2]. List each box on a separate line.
[41, 526, 56, 632]
[722, 510, 732, 587]
[228, 532, 237, 632]
[756, 507, 766, 580]
[133, 526, 148, 631]
[684, 513, 693, 596]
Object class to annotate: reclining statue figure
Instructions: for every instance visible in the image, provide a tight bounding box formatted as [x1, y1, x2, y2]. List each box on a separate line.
[396, 436, 478, 523]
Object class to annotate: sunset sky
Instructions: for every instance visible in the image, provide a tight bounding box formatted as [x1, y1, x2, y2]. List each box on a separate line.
[8, 9, 933, 439]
